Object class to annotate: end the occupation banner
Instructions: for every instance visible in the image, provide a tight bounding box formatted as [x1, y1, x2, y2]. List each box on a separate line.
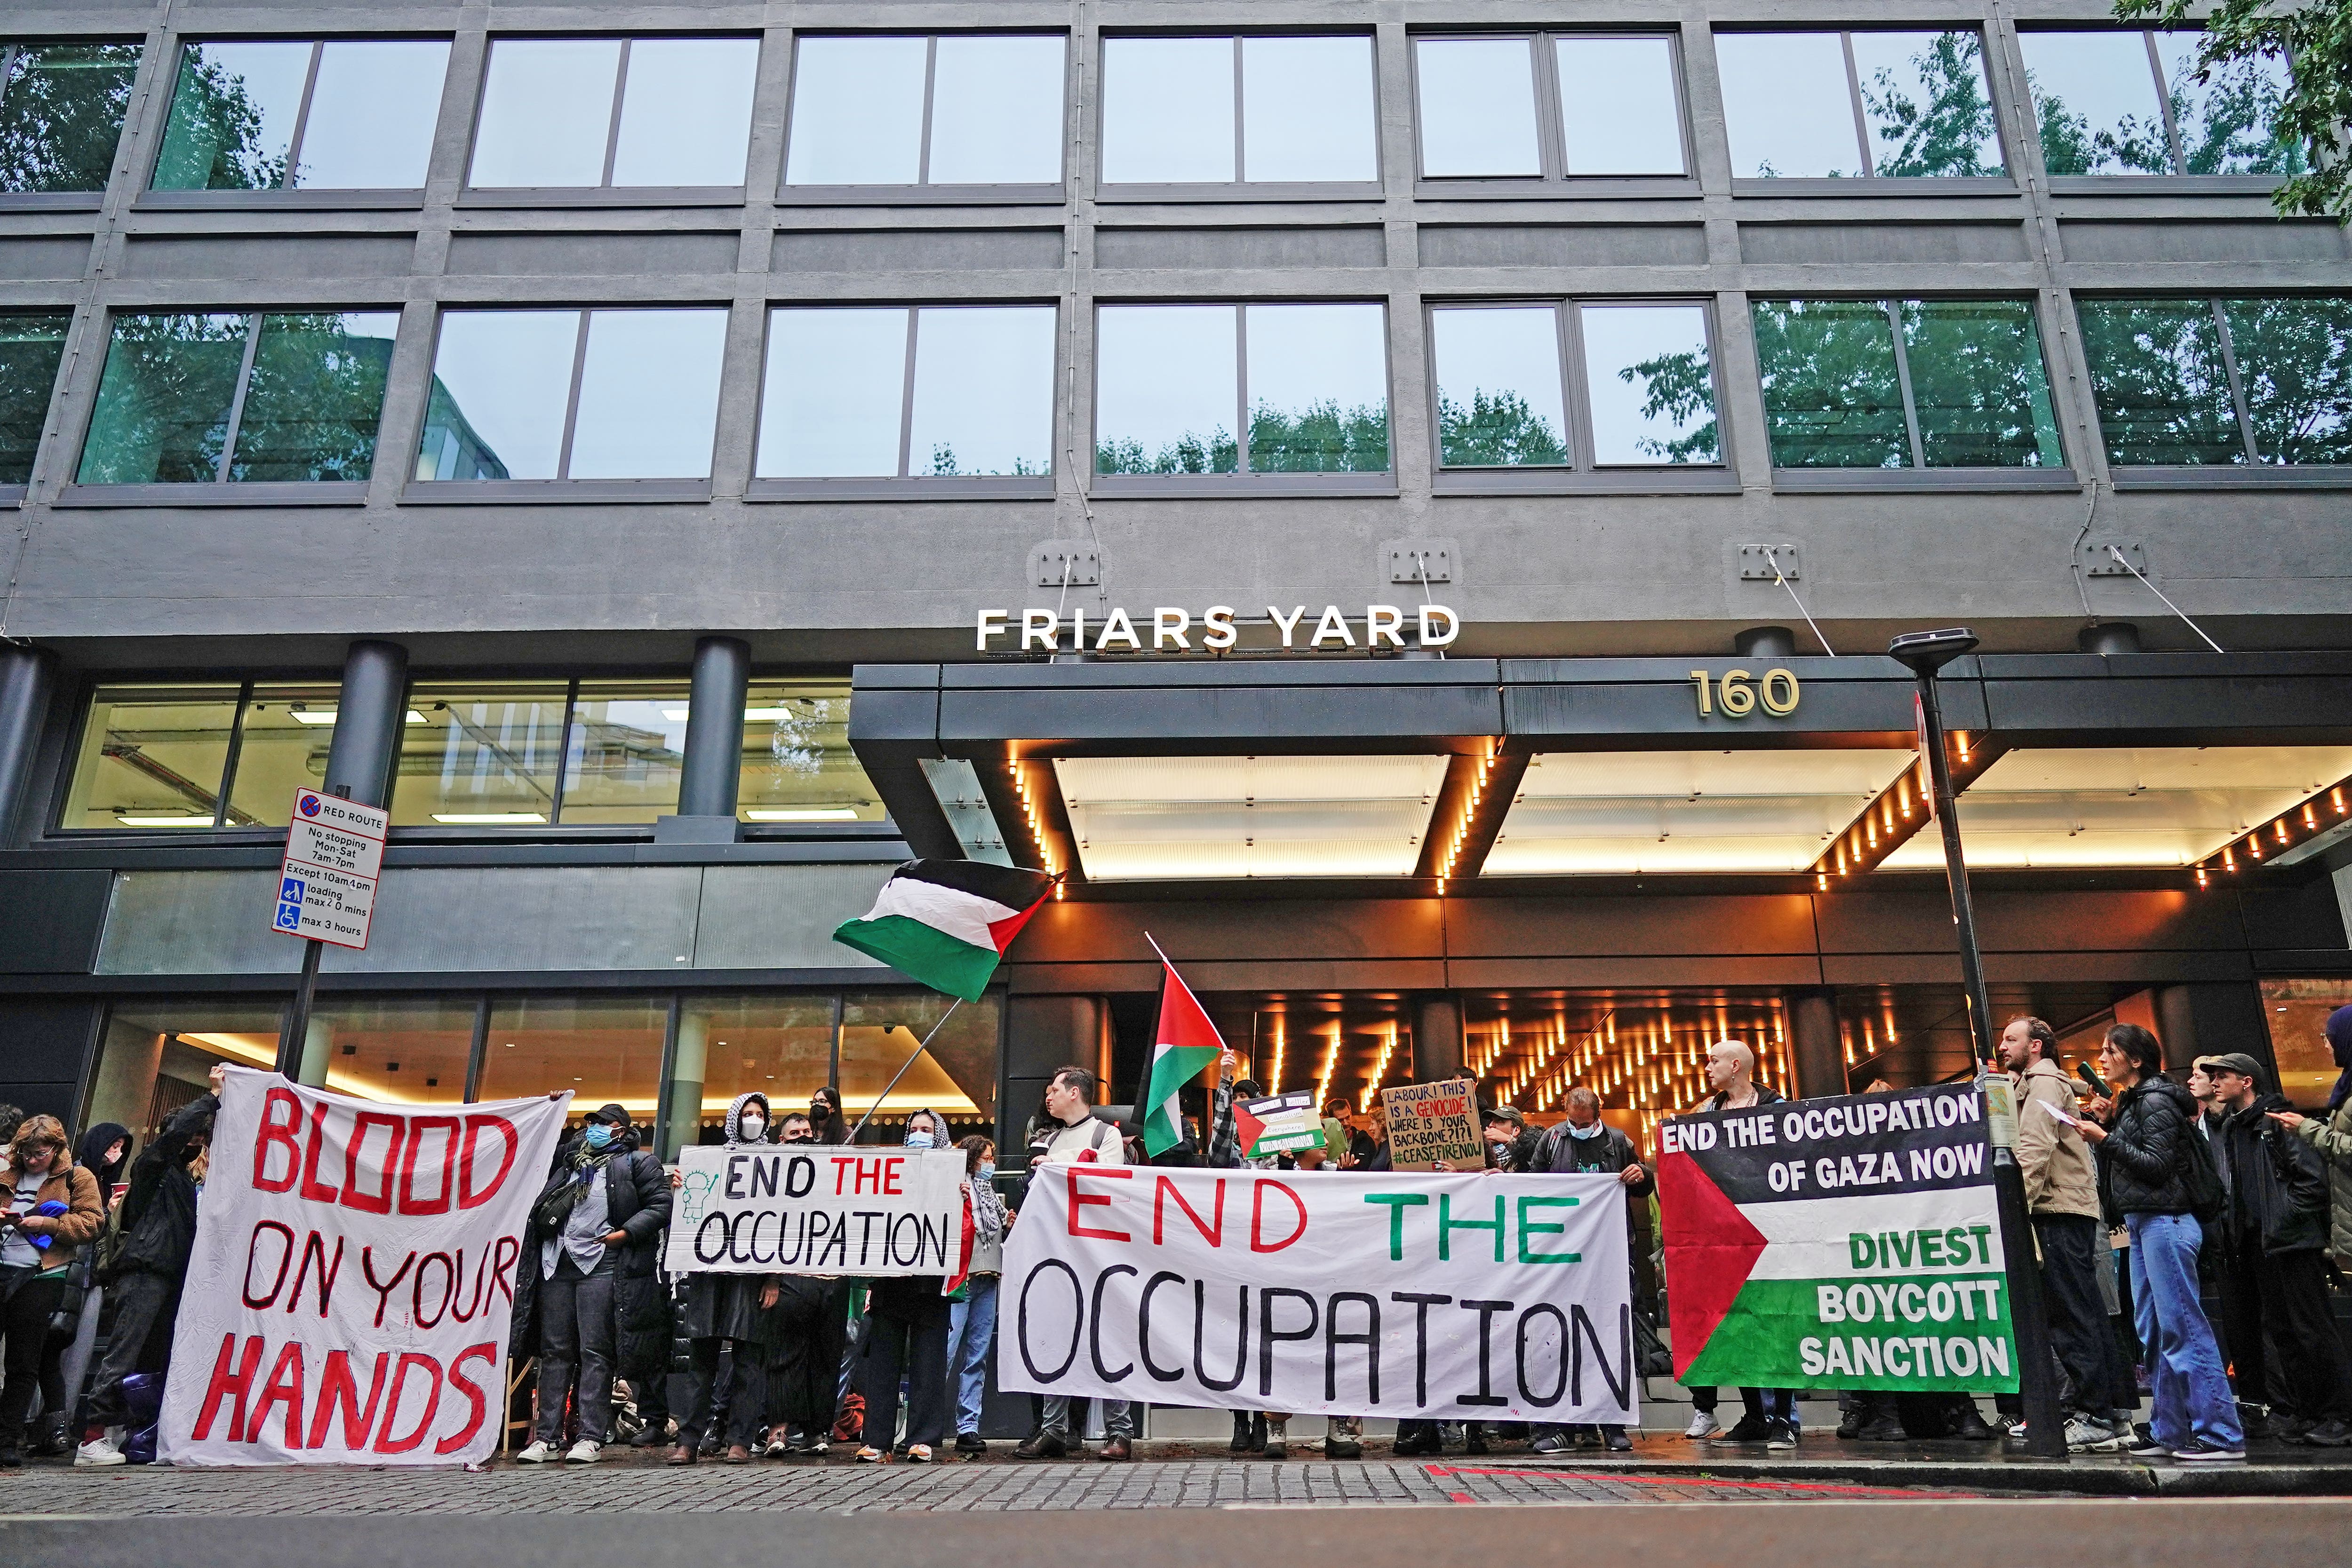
[1658, 1082, 2018, 1395]
[160, 1069, 570, 1467]
[998, 1165, 1636, 1424]
[665, 1144, 967, 1276]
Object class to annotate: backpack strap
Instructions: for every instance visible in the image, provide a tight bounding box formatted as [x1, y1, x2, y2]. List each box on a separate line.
[1088, 1118, 1113, 1152]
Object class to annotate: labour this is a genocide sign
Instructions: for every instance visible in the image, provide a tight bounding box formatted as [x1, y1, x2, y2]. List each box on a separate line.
[1658, 1082, 2018, 1394]
[158, 1068, 569, 1467]
[997, 1165, 1636, 1425]
[664, 1144, 968, 1277]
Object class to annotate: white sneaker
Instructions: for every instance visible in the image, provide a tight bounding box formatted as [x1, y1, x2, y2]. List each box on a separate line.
[74, 1430, 126, 1467]
[514, 1440, 556, 1464]
[1683, 1411, 1722, 1440]
[2065, 1417, 2126, 1453]
[565, 1439, 601, 1464]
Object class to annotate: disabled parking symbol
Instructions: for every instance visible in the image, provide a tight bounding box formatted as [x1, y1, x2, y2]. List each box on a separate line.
[275, 876, 305, 930]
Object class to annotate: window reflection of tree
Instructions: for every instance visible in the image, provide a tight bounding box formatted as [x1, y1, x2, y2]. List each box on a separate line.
[1858, 32, 2004, 177]
[0, 44, 140, 194]
[155, 54, 286, 191]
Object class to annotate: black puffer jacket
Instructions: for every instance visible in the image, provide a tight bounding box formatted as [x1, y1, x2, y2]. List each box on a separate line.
[2097, 1075, 2201, 1218]
[2216, 1091, 2332, 1256]
[510, 1128, 673, 1357]
[109, 1091, 216, 1281]
[678, 1093, 781, 1347]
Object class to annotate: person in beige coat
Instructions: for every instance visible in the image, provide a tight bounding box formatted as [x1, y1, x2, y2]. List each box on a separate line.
[2001, 1017, 2133, 1450]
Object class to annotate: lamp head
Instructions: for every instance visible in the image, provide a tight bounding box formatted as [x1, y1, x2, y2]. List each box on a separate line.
[1888, 628, 1979, 677]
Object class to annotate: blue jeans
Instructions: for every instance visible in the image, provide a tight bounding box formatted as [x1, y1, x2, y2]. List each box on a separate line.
[2127, 1212, 2241, 1450]
[944, 1275, 999, 1437]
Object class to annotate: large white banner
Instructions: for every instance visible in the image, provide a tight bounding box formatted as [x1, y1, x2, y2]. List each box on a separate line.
[663, 1144, 966, 1276]
[160, 1068, 569, 1467]
[998, 1166, 1637, 1424]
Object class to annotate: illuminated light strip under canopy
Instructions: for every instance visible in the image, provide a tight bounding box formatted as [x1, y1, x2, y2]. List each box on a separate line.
[1055, 755, 1449, 880]
[1875, 745, 2352, 869]
[1485, 749, 1915, 874]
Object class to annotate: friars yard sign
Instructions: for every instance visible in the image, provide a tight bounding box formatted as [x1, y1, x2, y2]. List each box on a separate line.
[977, 604, 1462, 654]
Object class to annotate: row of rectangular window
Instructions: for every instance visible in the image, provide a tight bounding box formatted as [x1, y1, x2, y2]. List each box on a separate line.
[12, 295, 2346, 491]
[0, 27, 2301, 199]
[60, 677, 878, 832]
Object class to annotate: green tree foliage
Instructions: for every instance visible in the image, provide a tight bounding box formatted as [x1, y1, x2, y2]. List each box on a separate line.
[1860, 32, 2006, 176]
[78, 315, 252, 484]
[1751, 301, 1909, 468]
[2033, 88, 2177, 175]
[1095, 429, 1239, 474]
[925, 444, 1044, 477]
[2074, 300, 2243, 465]
[1096, 402, 1390, 474]
[2225, 296, 2352, 461]
[0, 45, 140, 193]
[0, 315, 69, 485]
[2113, 0, 2343, 215]
[228, 316, 396, 482]
[1898, 300, 2064, 466]
[1437, 389, 1567, 466]
[1619, 350, 1722, 463]
[153, 52, 286, 191]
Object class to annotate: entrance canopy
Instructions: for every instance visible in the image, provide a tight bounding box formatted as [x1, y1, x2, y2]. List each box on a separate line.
[851, 652, 2352, 896]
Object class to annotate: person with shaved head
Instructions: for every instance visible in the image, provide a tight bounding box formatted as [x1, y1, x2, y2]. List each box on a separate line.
[1680, 1040, 1800, 1449]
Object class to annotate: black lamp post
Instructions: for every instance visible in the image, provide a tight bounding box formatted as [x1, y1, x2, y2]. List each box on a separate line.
[1887, 628, 2067, 1461]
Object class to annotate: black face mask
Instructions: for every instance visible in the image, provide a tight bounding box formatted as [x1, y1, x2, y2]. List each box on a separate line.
[783, 1132, 814, 1144]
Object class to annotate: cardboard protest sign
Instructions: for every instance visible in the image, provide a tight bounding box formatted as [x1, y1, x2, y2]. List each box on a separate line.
[1380, 1078, 1483, 1171]
[1236, 1091, 1324, 1159]
[998, 1165, 1635, 1424]
[665, 1144, 967, 1277]
[159, 1068, 568, 1467]
[1658, 1082, 2017, 1394]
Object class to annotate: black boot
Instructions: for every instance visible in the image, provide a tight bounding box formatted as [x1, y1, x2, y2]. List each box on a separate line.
[1247, 1413, 1267, 1455]
[1229, 1411, 1256, 1453]
[30, 1413, 72, 1458]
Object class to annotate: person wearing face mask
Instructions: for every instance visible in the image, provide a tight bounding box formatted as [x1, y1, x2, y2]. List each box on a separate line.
[852, 1110, 965, 1463]
[946, 1136, 1007, 1454]
[1517, 1088, 1652, 1455]
[513, 1104, 672, 1465]
[808, 1087, 850, 1146]
[670, 1093, 784, 1465]
[759, 1110, 851, 1457]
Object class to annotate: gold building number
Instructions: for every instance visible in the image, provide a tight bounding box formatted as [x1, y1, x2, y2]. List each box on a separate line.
[1691, 669, 1800, 717]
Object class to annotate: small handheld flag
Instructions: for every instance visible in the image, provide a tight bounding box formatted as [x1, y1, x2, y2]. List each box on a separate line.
[1140, 935, 1227, 1158]
[832, 860, 1056, 1001]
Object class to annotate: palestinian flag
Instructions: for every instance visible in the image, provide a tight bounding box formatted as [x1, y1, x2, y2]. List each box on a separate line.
[1140, 948, 1225, 1157]
[832, 860, 1056, 1001]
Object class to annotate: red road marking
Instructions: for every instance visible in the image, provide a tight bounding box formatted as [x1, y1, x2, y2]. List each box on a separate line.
[1422, 1465, 1953, 1500]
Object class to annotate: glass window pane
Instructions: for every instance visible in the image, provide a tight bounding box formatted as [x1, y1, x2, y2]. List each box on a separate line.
[1850, 31, 2003, 177]
[671, 995, 839, 1154]
[1101, 37, 1234, 183]
[610, 37, 757, 186]
[1583, 303, 1719, 465]
[153, 41, 310, 191]
[1094, 304, 1238, 473]
[468, 38, 619, 188]
[2076, 299, 2245, 465]
[2156, 31, 2306, 175]
[739, 679, 883, 823]
[1245, 303, 1389, 473]
[1752, 299, 1909, 468]
[88, 999, 285, 1146]
[756, 308, 909, 478]
[62, 685, 242, 829]
[1414, 38, 1540, 178]
[2221, 297, 2352, 465]
[1898, 299, 2062, 467]
[783, 35, 926, 185]
[928, 35, 1066, 184]
[416, 310, 580, 482]
[0, 312, 69, 485]
[1716, 33, 1862, 178]
[839, 990, 999, 1135]
[393, 682, 570, 826]
[225, 682, 343, 827]
[1556, 37, 1686, 175]
[304, 996, 473, 1101]
[77, 313, 250, 484]
[0, 43, 140, 193]
[567, 308, 727, 480]
[294, 41, 448, 189]
[226, 311, 397, 482]
[559, 681, 689, 823]
[906, 306, 1055, 476]
[1430, 306, 1569, 467]
[2020, 32, 2172, 175]
[1241, 36, 1377, 183]
[477, 995, 666, 1123]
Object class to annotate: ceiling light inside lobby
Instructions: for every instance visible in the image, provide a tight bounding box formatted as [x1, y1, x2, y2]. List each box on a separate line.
[1055, 755, 1448, 880]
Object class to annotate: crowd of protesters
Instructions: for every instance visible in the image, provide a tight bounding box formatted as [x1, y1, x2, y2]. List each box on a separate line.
[5, 1003, 2352, 1469]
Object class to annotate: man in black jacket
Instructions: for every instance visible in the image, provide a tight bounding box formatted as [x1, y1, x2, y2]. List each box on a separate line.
[2207, 1053, 2352, 1446]
[1527, 1087, 1654, 1453]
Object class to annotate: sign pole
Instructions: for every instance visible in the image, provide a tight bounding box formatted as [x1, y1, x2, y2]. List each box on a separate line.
[277, 936, 324, 1078]
[1890, 629, 2066, 1461]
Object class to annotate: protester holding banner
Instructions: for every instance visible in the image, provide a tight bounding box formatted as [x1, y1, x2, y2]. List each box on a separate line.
[757, 1111, 852, 1457]
[1015, 1067, 1135, 1461]
[78, 1067, 221, 1467]
[853, 1109, 969, 1465]
[1525, 1088, 1651, 1455]
[946, 1135, 1005, 1455]
[670, 1093, 784, 1465]
[2078, 1023, 2244, 1462]
[515, 1104, 672, 1465]
[0, 1115, 104, 1467]
[1681, 1041, 1799, 1449]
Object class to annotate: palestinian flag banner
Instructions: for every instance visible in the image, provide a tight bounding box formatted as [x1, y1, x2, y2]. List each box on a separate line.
[1658, 1082, 2019, 1393]
[1140, 946, 1226, 1157]
[832, 860, 1056, 1001]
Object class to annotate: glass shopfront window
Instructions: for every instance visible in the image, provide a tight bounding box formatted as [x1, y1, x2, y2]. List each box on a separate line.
[669, 994, 838, 1153]
[295, 995, 476, 1100]
[2261, 979, 2352, 1109]
[838, 989, 999, 1139]
[739, 680, 882, 823]
[476, 995, 668, 1125]
[84, 999, 284, 1147]
[61, 681, 347, 831]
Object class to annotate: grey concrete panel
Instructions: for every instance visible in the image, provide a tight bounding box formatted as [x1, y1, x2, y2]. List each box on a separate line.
[2060, 220, 2348, 265]
[1417, 223, 1707, 268]
[446, 231, 739, 277]
[96, 870, 304, 976]
[320, 866, 704, 973]
[690, 861, 893, 971]
[0, 868, 109, 973]
[0, 237, 95, 281]
[773, 229, 1064, 273]
[117, 235, 416, 281]
[1738, 223, 2030, 264]
[1094, 226, 1385, 270]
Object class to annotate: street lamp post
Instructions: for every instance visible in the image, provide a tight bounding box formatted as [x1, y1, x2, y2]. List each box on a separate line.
[1888, 628, 2067, 1462]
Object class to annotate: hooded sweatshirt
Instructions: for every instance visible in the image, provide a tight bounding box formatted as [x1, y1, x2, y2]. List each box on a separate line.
[679, 1091, 780, 1344]
[75, 1122, 131, 1208]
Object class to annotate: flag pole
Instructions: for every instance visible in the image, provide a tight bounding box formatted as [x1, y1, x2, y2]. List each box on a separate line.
[845, 997, 964, 1145]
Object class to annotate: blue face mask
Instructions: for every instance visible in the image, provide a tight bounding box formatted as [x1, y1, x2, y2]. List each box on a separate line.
[977, 1161, 996, 1181]
[583, 1124, 614, 1150]
[1567, 1120, 1605, 1140]
[904, 1130, 935, 1150]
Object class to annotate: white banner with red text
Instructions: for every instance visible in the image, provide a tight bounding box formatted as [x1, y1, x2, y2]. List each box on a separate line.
[663, 1144, 967, 1277]
[159, 1068, 569, 1467]
[997, 1165, 1636, 1424]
